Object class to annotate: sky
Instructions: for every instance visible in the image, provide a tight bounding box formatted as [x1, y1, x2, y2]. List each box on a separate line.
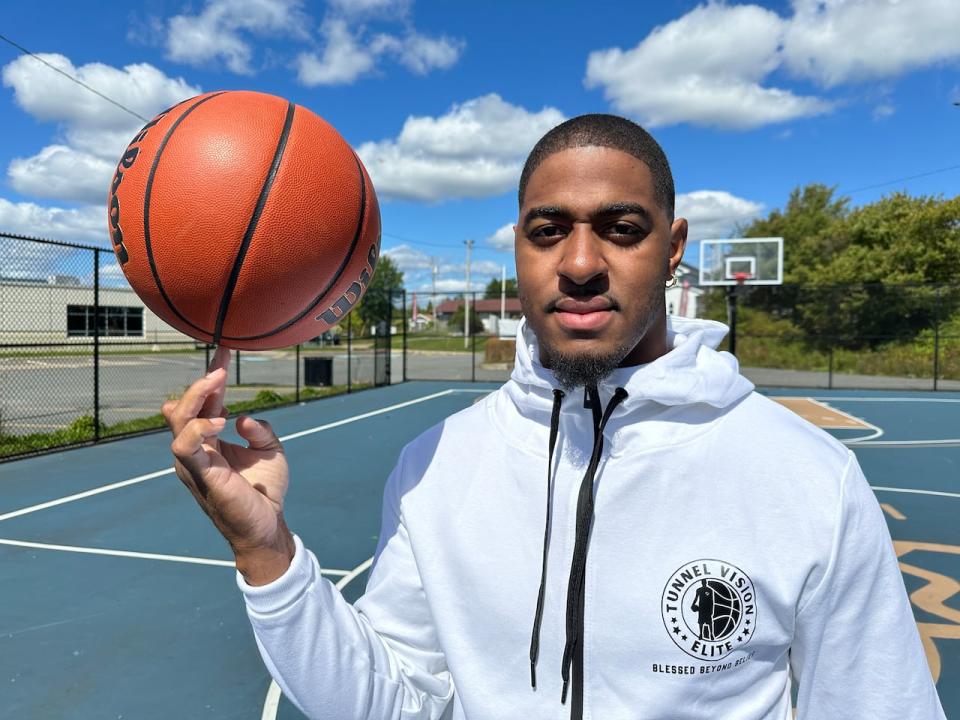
[1, 0, 959, 294]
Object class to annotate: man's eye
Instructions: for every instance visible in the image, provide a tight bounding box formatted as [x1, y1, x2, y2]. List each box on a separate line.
[531, 225, 564, 239]
[609, 222, 640, 236]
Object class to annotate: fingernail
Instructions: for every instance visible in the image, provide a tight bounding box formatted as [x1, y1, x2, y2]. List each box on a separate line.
[210, 417, 226, 428]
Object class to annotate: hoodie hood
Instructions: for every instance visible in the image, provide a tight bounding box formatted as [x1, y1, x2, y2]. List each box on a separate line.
[510, 315, 754, 411]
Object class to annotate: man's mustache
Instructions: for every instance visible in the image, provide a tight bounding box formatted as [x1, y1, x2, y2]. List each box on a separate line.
[544, 293, 620, 313]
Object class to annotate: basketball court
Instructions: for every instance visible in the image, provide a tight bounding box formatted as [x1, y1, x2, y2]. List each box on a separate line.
[0, 381, 957, 718]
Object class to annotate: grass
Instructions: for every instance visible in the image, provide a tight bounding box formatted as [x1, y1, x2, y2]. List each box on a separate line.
[0, 383, 368, 459]
[400, 335, 490, 352]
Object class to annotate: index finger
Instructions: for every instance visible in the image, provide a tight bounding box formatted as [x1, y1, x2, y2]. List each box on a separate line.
[207, 345, 231, 375]
[200, 345, 232, 420]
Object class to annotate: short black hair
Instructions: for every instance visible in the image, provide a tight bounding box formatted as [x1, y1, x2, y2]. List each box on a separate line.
[518, 114, 675, 221]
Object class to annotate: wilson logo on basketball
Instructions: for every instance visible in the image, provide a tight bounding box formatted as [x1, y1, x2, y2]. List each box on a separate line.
[661, 559, 756, 661]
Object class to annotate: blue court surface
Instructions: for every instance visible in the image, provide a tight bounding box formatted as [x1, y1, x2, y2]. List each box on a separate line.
[1, 382, 958, 718]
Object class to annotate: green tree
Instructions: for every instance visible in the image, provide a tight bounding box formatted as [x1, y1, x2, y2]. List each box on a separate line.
[348, 255, 404, 335]
[450, 301, 485, 335]
[484, 277, 518, 299]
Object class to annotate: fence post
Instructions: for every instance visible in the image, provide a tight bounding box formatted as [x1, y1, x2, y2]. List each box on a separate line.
[933, 286, 941, 392]
[295, 344, 301, 402]
[828, 345, 834, 390]
[93, 249, 101, 442]
[402, 289, 408, 382]
[347, 319, 352, 393]
[235, 350, 241, 386]
[471, 292, 477, 382]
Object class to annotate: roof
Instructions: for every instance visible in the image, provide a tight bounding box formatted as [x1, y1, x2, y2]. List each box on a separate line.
[435, 297, 523, 314]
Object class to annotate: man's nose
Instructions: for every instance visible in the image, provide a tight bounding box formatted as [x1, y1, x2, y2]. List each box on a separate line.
[557, 224, 607, 286]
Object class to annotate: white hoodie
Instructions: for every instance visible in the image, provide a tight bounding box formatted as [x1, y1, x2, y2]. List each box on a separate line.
[239, 317, 945, 720]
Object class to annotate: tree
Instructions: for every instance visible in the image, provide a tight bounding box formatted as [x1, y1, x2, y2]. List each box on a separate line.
[348, 255, 404, 335]
[484, 277, 518, 299]
[450, 301, 484, 335]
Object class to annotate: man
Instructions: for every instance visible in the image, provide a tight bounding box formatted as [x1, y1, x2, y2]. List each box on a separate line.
[163, 115, 945, 719]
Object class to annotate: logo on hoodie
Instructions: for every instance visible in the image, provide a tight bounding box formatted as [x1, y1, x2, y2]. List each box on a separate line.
[661, 559, 756, 661]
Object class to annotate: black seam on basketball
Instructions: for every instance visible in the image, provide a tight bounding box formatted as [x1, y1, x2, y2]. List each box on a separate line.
[212, 101, 297, 345]
[220, 149, 369, 341]
[143, 92, 228, 339]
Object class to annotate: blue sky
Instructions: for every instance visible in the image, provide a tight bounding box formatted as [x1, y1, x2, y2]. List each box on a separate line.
[1, 0, 958, 293]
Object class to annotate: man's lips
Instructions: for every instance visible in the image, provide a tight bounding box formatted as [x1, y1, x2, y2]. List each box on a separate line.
[551, 297, 616, 330]
[552, 297, 615, 313]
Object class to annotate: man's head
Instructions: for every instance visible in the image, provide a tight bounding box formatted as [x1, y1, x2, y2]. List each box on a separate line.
[514, 114, 688, 390]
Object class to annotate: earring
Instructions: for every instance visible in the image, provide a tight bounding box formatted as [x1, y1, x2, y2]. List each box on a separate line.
[665, 274, 678, 288]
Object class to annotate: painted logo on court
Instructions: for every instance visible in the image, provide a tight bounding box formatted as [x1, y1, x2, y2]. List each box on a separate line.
[661, 559, 756, 661]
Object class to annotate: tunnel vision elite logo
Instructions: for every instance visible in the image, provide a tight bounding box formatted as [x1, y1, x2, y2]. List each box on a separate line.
[661, 559, 757, 661]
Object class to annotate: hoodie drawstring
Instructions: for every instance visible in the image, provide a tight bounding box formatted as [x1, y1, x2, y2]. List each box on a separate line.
[560, 385, 628, 714]
[529, 388, 565, 689]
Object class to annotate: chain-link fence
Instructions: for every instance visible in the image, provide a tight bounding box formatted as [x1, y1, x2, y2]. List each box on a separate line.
[701, 283, 960, 390]
[401, 291, 516, 383]
[6, 230, 960, 459]
[0, 233, 396, 460]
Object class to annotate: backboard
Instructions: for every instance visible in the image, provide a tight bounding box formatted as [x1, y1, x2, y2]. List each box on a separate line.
[698, 237, 783, 286]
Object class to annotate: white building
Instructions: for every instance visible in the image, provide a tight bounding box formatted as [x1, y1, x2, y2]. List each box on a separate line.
[666, 261, 701, 319]
[0, 276, 191, 345]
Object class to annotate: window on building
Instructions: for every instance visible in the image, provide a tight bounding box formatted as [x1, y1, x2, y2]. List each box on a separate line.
[67, 305, 144, 337]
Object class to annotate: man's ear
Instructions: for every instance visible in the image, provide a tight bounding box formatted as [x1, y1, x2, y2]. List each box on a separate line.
[668, 217, 688, 274]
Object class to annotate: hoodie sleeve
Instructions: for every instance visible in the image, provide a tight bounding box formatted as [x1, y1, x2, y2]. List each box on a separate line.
[790, 453, 945, 719]
[236, 451, 454, 719]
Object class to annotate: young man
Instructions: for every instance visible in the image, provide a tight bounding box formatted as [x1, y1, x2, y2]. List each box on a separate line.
[163, 115, 945, 719]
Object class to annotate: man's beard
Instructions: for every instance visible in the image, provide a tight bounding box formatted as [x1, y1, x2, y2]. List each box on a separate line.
[538, 341, 633, 391]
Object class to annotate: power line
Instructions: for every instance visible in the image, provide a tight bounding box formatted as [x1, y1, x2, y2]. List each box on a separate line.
[0, 33, 148, 123]
[842, 163, 960, 195]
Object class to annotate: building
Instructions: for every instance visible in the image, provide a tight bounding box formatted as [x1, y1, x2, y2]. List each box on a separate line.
[0, 276, 191, 345]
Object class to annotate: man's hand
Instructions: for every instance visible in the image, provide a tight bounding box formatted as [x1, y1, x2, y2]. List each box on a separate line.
[162, 346, 294, 586]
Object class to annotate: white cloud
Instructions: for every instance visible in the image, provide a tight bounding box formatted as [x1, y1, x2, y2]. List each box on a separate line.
[296, 20, 463, 86]
[383, 243, 434, 272]
[391, 32, 464, 75]
[872, 103, 895, 120]
[2, 54, 200, 206]
[166, 0, 310, 74]
[486, 223, 514, 251]
[585, 1, 960, 130]
[327, 0, 409, 16]
[8, 146, 115, 205]
[783, 0, 960, 87]
[585, 3, 830, 130]
[357, 94, 565, 201]
[295, 18, 378, 85]
[0, 199, 106, 246]
[676, 190, 764, 240]
[2, 54, 199, 140]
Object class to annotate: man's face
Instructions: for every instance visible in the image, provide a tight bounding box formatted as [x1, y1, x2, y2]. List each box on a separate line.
[515, 146, 687, 378]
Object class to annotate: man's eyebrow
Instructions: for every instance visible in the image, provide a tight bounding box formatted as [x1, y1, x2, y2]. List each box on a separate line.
[522, 202, 653, 226]
[593, 203, 653, 222]
[522, 205, 571, 225]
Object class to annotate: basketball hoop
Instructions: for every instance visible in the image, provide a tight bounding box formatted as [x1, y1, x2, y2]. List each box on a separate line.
[733, 271, 753, 286]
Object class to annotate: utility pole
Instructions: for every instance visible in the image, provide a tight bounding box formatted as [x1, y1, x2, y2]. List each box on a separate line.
[463, 239, 474, 348]
[500, 264, 506, 324]
[431, 257, 438, 298]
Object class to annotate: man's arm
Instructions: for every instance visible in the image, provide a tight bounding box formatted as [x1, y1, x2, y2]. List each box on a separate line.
[790, 454, 945, 719]
[238, 448, 453, 720]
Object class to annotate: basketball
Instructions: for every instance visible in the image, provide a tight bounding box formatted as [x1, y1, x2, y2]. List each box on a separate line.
[705, 580, 741, 640]
[106, 90, 381, 350]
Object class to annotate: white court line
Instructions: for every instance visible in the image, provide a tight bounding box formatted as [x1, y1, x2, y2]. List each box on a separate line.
[261, 555, 375, 720]
[0, 388, 467, 524]
[811, 397, 960, 403]
[871, 486, 960, 499]
[805, 397, 885, 443]
[851, 439, 960, 448]
[0, 537, 352, 576]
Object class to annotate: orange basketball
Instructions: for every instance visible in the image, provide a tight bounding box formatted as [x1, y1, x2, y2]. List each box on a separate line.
[106, 90, 381, 350]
